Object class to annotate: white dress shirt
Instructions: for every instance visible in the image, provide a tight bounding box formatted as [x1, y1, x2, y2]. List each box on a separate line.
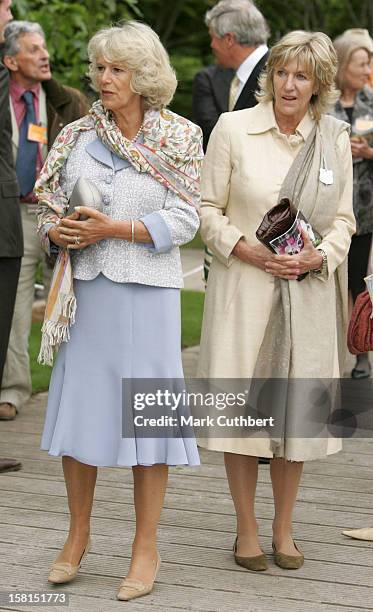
[235, 44, 268, 98]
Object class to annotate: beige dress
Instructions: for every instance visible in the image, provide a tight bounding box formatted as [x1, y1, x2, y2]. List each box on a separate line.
[197, 101, 355, 461]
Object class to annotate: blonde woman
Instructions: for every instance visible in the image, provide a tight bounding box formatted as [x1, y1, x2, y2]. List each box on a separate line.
[36, 22, 202, 601]
[198, 31, 355, 570]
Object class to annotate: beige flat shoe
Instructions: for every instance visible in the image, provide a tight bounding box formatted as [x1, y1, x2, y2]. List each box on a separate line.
[48, 537, 91, 584]
[117, 553, 161, 601]
[342, 527, 373, 541]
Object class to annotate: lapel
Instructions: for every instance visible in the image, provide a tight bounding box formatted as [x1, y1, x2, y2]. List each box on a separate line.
[9, 96, 18, 163]
[86, 138, 130, 171]
[234, 51, 269, 111]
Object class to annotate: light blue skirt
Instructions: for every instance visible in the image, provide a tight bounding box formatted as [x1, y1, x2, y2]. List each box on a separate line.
[41, 273, 200, 467]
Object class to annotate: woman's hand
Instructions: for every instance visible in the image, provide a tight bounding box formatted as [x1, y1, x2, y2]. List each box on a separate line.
[56, 206, 116, 250]
[350, 137, 373, 160]
[233, 238, 300, 280]
[265, 228, 323, 279]
[48, 211, 80, 248]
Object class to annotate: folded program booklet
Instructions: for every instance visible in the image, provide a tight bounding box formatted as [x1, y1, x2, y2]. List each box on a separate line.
[269, 211, 322, 255]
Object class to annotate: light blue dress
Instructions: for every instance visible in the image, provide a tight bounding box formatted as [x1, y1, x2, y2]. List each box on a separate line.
[40, 138, 200, 467]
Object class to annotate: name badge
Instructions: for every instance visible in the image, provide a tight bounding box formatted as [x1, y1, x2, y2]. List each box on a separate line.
[27, 123, 47, 145]
[319, 168, 333, 185]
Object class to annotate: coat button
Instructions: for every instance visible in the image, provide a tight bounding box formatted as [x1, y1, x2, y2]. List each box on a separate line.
[105, 175, 113, 184]
[103, 195, 111, 205]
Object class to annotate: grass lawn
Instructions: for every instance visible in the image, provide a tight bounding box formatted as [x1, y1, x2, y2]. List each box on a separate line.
[29, 321, 52, 394]
[181, 289, 205, 348]
[30, 289, 205, 394]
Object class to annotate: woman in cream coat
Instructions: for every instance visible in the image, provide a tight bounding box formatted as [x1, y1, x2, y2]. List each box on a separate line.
[198, 31, 355, 570]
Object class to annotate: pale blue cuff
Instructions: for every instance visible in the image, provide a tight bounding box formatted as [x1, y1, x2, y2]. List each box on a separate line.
[140, 211, 173, 254]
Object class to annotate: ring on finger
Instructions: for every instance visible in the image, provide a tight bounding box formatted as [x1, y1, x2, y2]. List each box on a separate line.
[75, 235, 81, 245]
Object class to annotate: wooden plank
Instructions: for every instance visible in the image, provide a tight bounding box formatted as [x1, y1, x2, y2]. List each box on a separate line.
[1, 506, 373, 556]
[2, 470, 373, 521]
[2, 528, 373, 578]
[2, 456, 373, 500]
[0, 570, 363, 612]
[0, 391, 373, 611]
[1, 555, 373, 611]
[1, 485, 373, 542]
[2, 442, 373, 482]
[1, 522, 373, 568]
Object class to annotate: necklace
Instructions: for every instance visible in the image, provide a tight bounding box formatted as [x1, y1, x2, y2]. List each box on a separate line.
[130, 122, 144, 144]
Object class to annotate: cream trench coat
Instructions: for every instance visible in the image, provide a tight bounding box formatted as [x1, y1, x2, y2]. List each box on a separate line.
[197, 101, 355, 460]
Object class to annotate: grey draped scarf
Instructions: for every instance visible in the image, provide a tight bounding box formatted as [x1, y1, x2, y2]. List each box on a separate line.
[250, 115, 350, 460]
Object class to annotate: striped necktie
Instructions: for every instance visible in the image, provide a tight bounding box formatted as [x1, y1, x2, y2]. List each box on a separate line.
[15, 90, 38, 197]
[228, 75, 241, 111]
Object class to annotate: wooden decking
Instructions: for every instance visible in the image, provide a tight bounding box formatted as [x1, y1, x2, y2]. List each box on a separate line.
[0, 349, 373, 611]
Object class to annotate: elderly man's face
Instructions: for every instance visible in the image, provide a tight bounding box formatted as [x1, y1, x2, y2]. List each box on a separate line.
[0, 0, 12, 37]
[209, 28, 233, 68]
[273, 59, 315, 125]
[6, 32, 51, 84]
[95, 57, 141, 114]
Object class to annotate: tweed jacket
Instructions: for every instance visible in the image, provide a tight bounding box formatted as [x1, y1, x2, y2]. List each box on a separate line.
[43, 130, 200, 288]
[330, 86, 373, 234]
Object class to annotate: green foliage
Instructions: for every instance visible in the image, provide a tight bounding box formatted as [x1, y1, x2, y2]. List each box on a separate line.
[256, 0, 373, 39]
[170, 54, 204, 118]
[12, 0, 373, 118]
[13, 0, 138, 90]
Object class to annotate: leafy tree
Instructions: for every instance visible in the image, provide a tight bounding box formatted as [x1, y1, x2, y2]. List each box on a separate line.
[12, 0, 373, 118]
[13, 0, 140, 91]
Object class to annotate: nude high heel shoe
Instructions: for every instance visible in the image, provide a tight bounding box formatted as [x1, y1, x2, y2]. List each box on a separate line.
[48, 537, 91, 584]
[117, 553, 161, 601]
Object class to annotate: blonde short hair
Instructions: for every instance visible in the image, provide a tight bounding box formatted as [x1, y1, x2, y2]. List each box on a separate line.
[256, 30, 339, 121]
[88, 21, 177, 110]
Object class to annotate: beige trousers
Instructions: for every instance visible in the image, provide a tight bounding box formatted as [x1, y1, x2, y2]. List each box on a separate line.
[0, 205, 52, 411]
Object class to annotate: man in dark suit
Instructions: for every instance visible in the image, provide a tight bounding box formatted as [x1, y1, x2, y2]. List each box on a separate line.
[193, 0, 269, 151]
[192, 0, 269, 281]
[193, 65, 234, 152]
[0, 0, 22, 472]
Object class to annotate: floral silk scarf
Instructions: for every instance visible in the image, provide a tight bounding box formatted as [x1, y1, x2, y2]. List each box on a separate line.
[35, 100, 203, 365]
